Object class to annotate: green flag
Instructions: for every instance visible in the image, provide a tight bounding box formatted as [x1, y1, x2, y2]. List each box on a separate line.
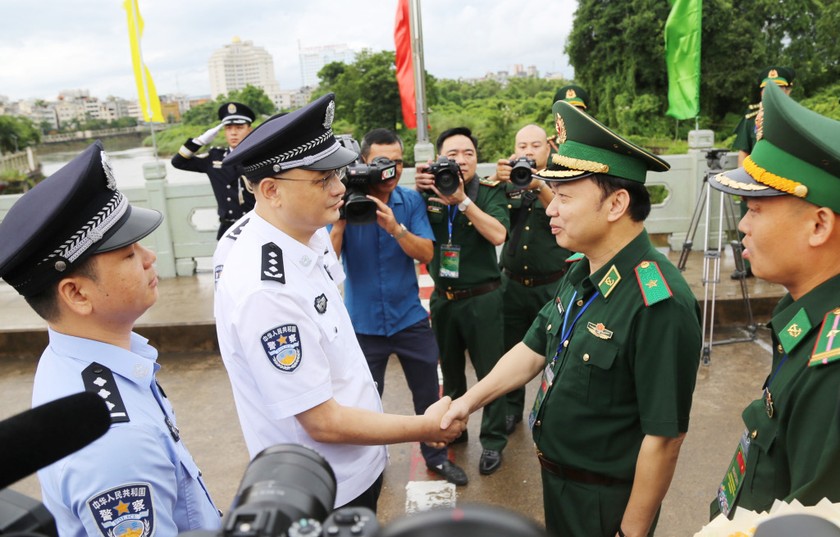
[665, 0, 702, 119]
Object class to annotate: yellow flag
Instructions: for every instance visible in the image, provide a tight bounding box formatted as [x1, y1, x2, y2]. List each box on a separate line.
[124, 0, 164, 123]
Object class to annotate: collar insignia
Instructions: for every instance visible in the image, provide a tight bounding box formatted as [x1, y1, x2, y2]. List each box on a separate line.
[598, 264, 621, 298]
[778, 307, 812, 354]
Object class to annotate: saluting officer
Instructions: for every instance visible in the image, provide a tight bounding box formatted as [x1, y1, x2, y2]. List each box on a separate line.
[441, 99, 702, 537]
[0, 142, 222, 536]
[214, 94, 465, 512]
[709, 83, 840, 518]
[730, 67, 795, 279]
[415, 127, 510, 475]
[494, 124, 572, 434]
[172, 101, 256, 238]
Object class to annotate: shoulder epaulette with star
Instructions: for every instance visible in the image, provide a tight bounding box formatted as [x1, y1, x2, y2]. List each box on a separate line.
[634, 261, 673, 306]
[479, 176, 502, 188]
[565, 252, 585, 263]
[261, 242, 285, 283]
[809, 307, 840, 367]
[82, 362, 129, 424]
[745, 103, 761, 120]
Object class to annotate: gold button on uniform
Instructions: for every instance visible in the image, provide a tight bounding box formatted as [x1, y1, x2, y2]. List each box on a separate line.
[547, 324, 553, 331]
[535, 420, 542, 427]
[583, 353, 590, 362]
[523, 245, 528, 250]
[751, 430, 758, 439]
[576, 299, 584, 307]
[563, 340, 569, 348]
[525, 226, 530, 231]
[777, 344, 784, 353]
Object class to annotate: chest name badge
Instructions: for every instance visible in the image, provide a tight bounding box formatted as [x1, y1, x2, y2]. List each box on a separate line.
[88, 483, 155, 537]
[261, 324, 302, 372]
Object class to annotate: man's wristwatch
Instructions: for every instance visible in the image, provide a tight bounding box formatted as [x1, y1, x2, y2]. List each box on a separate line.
[457, 197, 472, 212]
[392, 223, 409, 240]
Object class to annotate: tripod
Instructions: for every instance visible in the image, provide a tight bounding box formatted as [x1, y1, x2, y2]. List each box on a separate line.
[677, 153, 757, 365]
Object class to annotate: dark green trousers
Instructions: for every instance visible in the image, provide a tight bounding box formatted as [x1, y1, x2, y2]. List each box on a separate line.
[541, 469, 659, 537]
[430, 286, 507, 451]
[502, 275, 559, 419]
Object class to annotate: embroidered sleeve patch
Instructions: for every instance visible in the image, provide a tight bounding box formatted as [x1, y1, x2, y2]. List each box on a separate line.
[87, 483, 154, 537]
[634, 261, 673, 307]
[261, 324, 302, 372]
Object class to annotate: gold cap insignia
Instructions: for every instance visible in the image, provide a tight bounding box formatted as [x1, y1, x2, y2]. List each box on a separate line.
[227, 103, 237, 114]
[554, 113, 567, 144]
[768, 69, 778, 79]
[566, 89, 577, 99]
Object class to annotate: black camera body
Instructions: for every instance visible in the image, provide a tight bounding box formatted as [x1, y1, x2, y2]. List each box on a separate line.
[427, 156, 461, 196]
[336, 135, 398, 225]
[508, 157, 536, 188]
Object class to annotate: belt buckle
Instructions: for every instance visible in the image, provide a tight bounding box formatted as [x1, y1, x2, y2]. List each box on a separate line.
[445, 290, 455, 300]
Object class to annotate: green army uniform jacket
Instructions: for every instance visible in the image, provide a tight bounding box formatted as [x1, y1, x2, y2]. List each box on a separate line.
[522, 231, 701, 479]
[732, 104, 760, 154]
[724, 273, 840, 514]
[424, 176, 510, 290]
[499, 183, 572, 277]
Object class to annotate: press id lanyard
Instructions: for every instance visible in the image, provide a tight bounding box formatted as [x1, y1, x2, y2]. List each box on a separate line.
[439, 205, 461, 278]
[528, 289, 599, 430]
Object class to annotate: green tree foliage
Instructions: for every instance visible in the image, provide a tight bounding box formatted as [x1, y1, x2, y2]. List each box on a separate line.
[0, 115, 41, 153]
[566, 0, 840, 139]
[181, 85, 277, 126]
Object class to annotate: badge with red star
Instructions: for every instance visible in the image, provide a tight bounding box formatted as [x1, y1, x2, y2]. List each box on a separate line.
[87, 483, 154, 536]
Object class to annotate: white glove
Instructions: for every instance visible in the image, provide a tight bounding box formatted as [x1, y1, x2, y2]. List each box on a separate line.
[194, 123, 223, 146]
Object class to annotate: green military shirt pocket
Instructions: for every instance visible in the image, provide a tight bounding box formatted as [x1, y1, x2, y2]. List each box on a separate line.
[742, 402, 781, 508]
[565, 336, 618, 405]
[427, 206, 445, 224]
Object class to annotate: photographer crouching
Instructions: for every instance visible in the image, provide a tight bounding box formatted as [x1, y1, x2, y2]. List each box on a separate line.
[329, 129, 468, 486]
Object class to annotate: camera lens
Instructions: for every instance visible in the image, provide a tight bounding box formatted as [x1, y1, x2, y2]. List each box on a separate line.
[343, 190, 377, 224]
[434, 169, 459, 196]
[509, 159, 535, 188]
[379, 503, 547, 537]
[227, 444, 337, 535]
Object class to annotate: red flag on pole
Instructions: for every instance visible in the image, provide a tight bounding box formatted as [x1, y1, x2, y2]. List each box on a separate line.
[394, 0, 416, 129]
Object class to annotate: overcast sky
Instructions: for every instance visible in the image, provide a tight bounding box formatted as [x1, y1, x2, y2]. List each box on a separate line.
[0, 0, 578, 102]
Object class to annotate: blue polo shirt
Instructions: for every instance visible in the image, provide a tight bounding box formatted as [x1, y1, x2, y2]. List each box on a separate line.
[341, 186, 434, 337]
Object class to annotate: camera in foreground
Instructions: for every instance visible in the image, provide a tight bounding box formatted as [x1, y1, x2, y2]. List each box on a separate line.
[508, 157, 536, 188]
[427, 157, 461, 196]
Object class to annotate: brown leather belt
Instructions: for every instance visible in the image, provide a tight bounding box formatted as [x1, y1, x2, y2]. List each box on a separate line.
[537, 453, 631, 486]
[436, 279, 501, 301]
[503, 268, 567, 288]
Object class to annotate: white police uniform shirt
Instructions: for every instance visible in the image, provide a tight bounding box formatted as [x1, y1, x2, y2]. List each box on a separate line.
[32, 329, 221, 537]
[214, 212, 385, 507]
[213, 212, 344, 291]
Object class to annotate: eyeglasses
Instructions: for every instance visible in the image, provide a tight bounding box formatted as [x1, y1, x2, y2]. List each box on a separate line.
[273, 168, 346, 190]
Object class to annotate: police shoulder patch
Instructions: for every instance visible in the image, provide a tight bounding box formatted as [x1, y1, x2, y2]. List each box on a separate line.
[261, 324, 302, 372]
[82, 362, 129, 423]
[261, 242, 285, 283]
[87, 482, 154, 537]
[479, 176, 501, 187]
[634, 261, 673, 307]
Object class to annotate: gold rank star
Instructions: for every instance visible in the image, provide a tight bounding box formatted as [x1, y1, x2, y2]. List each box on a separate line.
[646, 280, 657, 288]
[115, 501, 130, 515]
[277, 335, 288, 345]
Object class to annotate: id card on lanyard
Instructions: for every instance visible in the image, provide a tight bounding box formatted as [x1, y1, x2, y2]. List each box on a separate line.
[528, 289, 599, 430]
[440, 206, 461, 278]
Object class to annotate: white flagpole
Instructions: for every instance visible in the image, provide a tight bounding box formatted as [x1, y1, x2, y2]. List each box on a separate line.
[409, 0, 433, 162]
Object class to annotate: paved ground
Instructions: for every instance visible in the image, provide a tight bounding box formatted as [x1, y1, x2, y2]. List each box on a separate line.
[0, 247, 784, 535]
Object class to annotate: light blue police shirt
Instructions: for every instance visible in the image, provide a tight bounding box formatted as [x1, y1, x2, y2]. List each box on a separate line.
[32, 329, 221, 537]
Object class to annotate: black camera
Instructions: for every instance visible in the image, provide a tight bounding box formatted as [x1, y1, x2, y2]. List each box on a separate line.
[508, 157, 536, 188]
[336, 135, 398, 225]
[427, 156, 461, 196]
[181, 444, 379, 537]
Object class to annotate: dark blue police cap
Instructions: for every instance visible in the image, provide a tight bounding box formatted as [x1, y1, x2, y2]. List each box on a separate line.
[218, 101, 255, 125]
[0, 141, 163, 297]
[223, 93, 357, 182]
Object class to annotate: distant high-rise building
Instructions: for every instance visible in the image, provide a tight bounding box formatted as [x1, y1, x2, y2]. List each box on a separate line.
[208, 37, 281, 101]
[298, 43, 356, 88]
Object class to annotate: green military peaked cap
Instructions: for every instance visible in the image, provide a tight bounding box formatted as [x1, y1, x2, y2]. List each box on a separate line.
[758, 66, 795, 88]
[710, 83, 840, 213]
[554, 85, 590, 110]
[535, 100, 669, 184]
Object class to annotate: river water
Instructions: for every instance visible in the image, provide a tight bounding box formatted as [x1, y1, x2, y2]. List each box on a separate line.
[40, 146, 200, 188]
